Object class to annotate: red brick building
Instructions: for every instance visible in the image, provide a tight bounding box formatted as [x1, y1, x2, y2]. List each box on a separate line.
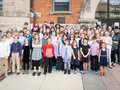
[31, 0, 83, 24]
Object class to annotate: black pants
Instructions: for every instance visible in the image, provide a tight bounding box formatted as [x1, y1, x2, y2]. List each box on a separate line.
[118, 49, 120, 63]
[56, 56, 63, 71]
[111, 49, 118, 63]
[90, 55, 98, 71]
[44, 57, 53, 73]
[33, 60, 40, 70]
[79, 61, 83, 71]
[23, 61, 29, 70]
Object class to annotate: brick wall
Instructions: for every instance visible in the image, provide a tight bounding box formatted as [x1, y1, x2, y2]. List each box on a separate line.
[31, 0, 83, 24]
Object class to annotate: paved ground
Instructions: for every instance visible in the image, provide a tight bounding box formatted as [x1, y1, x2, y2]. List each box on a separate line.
[0, 65, 120, 90]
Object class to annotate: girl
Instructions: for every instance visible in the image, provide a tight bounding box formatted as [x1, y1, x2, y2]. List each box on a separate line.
[80, 38, 90, 74]
[99, 42, 108, 76]
[71, 40, 80, 74]
[32, 33, 42, 76]
[22, 38, 30, 74]
[62, 39, 73, 74]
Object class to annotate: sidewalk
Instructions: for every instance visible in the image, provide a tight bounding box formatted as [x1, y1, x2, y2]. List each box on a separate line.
[0, 70, 84, 90]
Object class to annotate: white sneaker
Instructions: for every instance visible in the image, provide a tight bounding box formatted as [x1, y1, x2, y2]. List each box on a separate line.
[5, 73, 8, 77]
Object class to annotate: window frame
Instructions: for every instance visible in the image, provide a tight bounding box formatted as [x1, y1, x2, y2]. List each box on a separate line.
[51, 0, 72, 15]
[0, 0, 3, 12]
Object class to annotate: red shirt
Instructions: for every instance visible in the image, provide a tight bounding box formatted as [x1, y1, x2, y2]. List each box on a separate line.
[43, 43, 54, 58]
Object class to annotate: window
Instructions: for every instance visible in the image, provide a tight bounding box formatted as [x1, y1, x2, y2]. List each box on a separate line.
[0, 0, 3, 11]
[57, 17, 65, 24]
[54, 0, 70, 11]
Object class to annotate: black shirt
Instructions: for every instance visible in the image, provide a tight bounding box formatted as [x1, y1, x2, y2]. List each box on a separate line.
[81, 44, 90, 55]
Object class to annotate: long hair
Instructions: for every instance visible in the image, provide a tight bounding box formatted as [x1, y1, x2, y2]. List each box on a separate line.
[33, 33, 40, 44]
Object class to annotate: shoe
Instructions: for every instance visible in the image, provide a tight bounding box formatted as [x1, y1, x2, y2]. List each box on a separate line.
[103, 72, 106, 76]
[95, 71, 98, 75]
[64, 69, 67, 74]
[48, 71, 52, 73]
[113, 63, 116, 67]
[32, 72, 36, 76]
[43, 72, 46, 75]
[17, 73, 20, 75]
[5, 73, 8, 77]
[109, 66, 112, 69]
[22, 70, 25, 74]
[37, 72, 41, 76]
[100, 72, 103, 76]
[26, 70, 29, 74]
[91, 71, 95, 74]
[74, 71, 77, 74]
[68, 70, 71, 75]
[80, 70, 84, 74]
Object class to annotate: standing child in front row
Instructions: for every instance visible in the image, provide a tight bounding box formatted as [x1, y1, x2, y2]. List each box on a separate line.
[32, 33, 42, 76]
[99, 42, 108, 76]
[80, 38, 90, 74]
[22, 38, 30, 74]
[71, 40, 80, 74]
[62, 39, 73, 74]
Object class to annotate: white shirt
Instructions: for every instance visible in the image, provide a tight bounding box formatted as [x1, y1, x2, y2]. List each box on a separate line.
[0, 41, 10, 57]
[6, 37, 13, 46]
[39, 33, 43, 40]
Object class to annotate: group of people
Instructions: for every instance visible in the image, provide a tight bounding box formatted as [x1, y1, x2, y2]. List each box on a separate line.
[0, 21, 120, 77]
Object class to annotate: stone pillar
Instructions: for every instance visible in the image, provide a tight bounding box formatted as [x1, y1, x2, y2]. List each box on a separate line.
[79, 0, 100, 27]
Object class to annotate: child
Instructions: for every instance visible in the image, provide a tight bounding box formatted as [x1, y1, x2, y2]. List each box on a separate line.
[80, 38, 90, 74]
[10, 35, 22, 75]
[0, 35, 10, 77]
[90, 36, 99, 74]
[43, 38, 54, 74]
[55, 37, 64, 71]
[99, 42, 108, 76]
[62, 39, 73, 74]
[32, 33, 42, 76]
[22, 38, 30, 74]
[71, 40, 80, 74]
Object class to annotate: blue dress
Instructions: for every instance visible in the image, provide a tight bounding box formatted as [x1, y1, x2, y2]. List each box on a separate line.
[100, 49, 107, 66]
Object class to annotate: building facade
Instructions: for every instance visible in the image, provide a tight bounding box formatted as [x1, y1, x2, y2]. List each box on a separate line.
[0, 0, 30, 32]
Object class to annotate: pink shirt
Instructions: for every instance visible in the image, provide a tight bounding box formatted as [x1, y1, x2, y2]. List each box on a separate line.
[90, 42, 99, 56]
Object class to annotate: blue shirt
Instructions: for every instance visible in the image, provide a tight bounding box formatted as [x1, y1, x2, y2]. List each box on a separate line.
[10, 41, 22, 57]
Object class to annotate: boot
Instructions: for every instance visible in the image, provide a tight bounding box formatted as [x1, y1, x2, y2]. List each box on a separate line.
[68, 69, 71, 75]
[64, 69, 67, 74]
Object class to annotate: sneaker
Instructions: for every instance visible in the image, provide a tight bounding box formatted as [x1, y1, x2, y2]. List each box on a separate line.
[5, 73, 8, 77]
[26, 70, 29, 74]
[91, 71, 95, 74]
[32, 72, 36, 76]
[95, 71, 98, 75]
[22, 70, 25, 74]
[80, 70, 84, 74]
[37, 72, 41, 76]
[74, 71, 77, 74]
[109, 66, 112, 69]
[17, 73, 20, 75]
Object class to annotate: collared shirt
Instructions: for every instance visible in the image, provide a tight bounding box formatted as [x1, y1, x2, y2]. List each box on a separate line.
[55, 40, 64, 58]
[10, 41, 22, 57]
[19, 36, 26, 46]
[0, 41, 10, 57]
[90, 42, 99, 56]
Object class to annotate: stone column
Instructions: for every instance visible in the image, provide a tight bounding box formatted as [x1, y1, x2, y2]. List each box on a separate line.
[79, 0, 100, 27]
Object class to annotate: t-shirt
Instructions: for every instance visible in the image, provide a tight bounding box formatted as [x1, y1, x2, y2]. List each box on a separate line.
[81, 44, 90, 55]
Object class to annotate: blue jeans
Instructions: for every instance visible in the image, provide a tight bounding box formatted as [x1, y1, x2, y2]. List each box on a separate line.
[107, 47, 112, 67]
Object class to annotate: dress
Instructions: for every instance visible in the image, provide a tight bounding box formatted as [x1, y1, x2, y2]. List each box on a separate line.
[32, 40, 42, 61]
[81, 44, 90, 63]
[71, 47, 79, 65]
[100, 49, 107, 66]
[23, 45, 30, 62]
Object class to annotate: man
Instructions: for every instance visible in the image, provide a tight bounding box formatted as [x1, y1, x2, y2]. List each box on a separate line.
[0, 35, 10, 77]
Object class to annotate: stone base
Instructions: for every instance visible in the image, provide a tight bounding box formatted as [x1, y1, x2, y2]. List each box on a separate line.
[78, 19, 98, 28]
[0, 16, 30, 34]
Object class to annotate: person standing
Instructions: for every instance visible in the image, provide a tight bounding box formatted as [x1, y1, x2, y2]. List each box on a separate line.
[80, 38, 90, 74]
[99, 42, 108, 76]
[90, 36, 99, 74]
[0, 35, 10, 77]
[10, 35, 22, 75]
[22, 38, 30, 74]
[43, 38, 54, 74]
[62, 39, 73, 74]
[32, 33, 42, 76]
[55, 37, 64, 71]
